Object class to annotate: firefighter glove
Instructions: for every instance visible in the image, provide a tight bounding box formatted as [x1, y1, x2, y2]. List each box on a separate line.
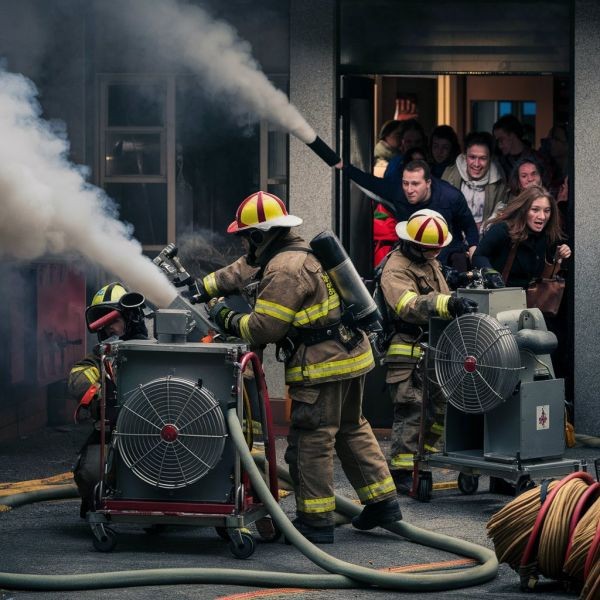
[448, 296, 479, 318]
[482, 268, 505, 289]
[442, 266, 472, 290]
[189, 280, 211, 304]
[208, 300, 241, 334]
[173, 275, 193, 288]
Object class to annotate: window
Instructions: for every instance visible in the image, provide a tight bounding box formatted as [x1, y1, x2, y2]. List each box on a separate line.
[99, 76, 175, 251]
[472, 100, 537, 143]
[99, 74, 289, 257]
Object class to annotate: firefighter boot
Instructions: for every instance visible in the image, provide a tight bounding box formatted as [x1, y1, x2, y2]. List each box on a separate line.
[352, 497, 403, 531]
[285, 518, 334, 544]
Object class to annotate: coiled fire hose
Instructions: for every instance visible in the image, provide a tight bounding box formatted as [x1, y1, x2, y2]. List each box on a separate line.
[0, 407, 498, 592]
[487, 471, 600, 599]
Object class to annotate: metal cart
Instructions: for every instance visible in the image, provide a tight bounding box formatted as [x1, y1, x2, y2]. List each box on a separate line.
[87, 308, 279, 558]
[409, 288, 585, 502]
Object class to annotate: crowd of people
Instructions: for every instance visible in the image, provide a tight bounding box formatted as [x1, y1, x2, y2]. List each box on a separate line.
[346, 114, 571, 277]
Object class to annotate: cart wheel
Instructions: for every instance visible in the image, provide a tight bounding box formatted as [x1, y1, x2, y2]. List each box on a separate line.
[416, 472, 432, 502]
[255, 516, 282, 542]
[229, 530, 255, 559]
[92, 527, 117, 552]
[457, 473, 479, 495]
[215, 526, 230, 541]
[515, 476, 535, 496]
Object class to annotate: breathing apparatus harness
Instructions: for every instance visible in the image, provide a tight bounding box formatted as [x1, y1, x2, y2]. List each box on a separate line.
[239, 229, 364, 362]
[371, 243, 427, 355]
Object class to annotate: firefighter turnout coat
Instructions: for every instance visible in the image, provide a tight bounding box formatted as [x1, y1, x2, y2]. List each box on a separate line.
[381, 250, 451, 374]
[380, 248, 452, 470]
[202, 230, 395, 523]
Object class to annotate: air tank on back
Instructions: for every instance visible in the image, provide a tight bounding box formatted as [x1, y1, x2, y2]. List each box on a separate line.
[309, 230, 383, 338]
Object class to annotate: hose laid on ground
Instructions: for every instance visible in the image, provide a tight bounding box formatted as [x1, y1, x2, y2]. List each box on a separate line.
[576, 434, 600, 448]
[0, 407, 498, 592]
[0, 485, 79, 511]
[487, 472, 600, 597]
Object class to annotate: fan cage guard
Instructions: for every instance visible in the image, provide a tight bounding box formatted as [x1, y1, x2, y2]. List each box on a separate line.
[431, 313, 522, 414]
[115, 376, 227, 489]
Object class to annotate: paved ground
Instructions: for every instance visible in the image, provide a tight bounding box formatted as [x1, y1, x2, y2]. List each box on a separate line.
[0, 424, 598, 600]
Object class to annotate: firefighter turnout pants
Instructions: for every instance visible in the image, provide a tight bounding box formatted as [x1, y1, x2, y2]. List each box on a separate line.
[388, 364, 446, 471]
[284, 375, 396, 527]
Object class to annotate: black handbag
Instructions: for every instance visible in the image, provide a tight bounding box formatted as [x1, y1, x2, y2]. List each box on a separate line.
[502, 245, 565, 317]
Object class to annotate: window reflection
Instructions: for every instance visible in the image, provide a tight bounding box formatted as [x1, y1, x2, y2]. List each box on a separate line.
[472, 100, 537, 142]
[105, 133, 163, 176]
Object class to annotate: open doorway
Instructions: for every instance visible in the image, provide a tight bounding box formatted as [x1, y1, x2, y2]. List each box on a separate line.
[342, 72, 572, 426]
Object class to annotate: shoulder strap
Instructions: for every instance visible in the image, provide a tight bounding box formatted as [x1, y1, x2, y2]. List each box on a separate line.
[255, 244, 313, 279]
[374, 243, 399, 281]
[502, 243, 518, 283]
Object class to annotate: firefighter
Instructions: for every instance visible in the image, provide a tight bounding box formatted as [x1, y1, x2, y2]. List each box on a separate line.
[380, 209, 478, 493]
[192, 191, 401, 543]
[68, 282, 148, 517]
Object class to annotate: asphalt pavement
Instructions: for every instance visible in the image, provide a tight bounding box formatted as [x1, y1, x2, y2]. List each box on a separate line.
[0, 424, 598, 600]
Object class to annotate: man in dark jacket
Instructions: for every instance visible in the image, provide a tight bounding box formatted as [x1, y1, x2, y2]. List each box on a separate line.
[337, 159, 479, 269]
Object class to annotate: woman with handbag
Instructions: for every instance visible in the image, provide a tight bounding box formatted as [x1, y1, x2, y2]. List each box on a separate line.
[472, 185, 571, 293]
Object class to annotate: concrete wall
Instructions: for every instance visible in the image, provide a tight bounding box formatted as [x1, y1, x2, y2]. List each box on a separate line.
[289, 0, 337, 242]
[574, 0, 600, 435]
[258, 0, 338, 401]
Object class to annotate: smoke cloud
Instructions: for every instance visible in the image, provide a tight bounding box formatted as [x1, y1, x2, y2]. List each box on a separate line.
[0, 67, 177, 308]
[102, 0, 316, 144]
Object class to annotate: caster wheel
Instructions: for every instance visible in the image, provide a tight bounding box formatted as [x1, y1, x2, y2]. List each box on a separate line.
[458, 473, 479, 495]
[229, 530, 255, 559]
[92, 527, 117, 552]
[515, 476, 535, 496]
[416, 472, 432, 502]
[215, 526, 230, 541]
[255, 517, 282, 542]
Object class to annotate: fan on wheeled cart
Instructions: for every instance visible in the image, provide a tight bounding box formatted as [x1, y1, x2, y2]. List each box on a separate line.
[87, 308, 280, 558]
[411, 287, 583, 502]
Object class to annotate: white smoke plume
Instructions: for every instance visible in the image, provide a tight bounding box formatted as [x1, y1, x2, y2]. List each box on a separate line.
[0, 67, 177, 308]
[104, 0, 317, 144]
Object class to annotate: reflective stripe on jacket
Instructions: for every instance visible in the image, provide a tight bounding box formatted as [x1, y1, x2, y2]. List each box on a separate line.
[68, 356, 101, 401]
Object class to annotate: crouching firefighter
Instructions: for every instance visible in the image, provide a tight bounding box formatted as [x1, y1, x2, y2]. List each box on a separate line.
[68, 282, 148, 517]
[379, 209, 478, 494]
[192, 191, 401, 543]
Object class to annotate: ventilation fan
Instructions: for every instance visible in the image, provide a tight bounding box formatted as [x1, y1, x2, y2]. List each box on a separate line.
[433, 313, 521, 414]
[115, 376, 227, 489]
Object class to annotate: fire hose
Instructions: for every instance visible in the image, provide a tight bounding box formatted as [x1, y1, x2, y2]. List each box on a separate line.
[0, 408, 498, 593]
[487, 471, 600, 598]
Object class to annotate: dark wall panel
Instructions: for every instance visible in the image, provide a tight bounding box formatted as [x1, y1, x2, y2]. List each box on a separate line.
[340, 0, 570, 74]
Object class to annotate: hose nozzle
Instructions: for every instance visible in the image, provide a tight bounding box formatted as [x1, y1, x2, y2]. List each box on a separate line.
[306, 136, 341, 167]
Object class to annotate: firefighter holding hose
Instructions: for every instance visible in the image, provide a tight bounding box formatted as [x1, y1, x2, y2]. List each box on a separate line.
[378, 210, 478, 493]
[192, 191, 401, 544]
[68, 282, 148, 517]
